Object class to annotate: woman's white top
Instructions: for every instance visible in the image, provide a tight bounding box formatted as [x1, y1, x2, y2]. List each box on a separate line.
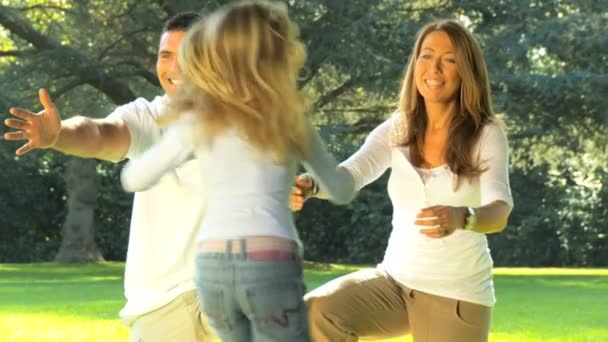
[341, 116, 513, 306]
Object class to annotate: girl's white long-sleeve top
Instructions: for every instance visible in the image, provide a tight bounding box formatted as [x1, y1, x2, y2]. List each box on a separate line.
[121, 113, 355, 245]
[340, 115, 513, 306]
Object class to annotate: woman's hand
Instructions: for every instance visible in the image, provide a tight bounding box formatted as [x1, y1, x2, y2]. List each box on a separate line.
[290, 174, 314, 211]
[415, 205, 466, 238]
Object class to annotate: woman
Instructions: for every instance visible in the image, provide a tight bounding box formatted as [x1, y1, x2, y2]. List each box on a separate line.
[121, 1, 356, 341]
[294, 19, 513, 342]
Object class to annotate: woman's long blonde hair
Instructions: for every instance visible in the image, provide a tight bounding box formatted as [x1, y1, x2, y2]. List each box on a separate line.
[167, 0, 309, 163]
[395, 19, 496, 182]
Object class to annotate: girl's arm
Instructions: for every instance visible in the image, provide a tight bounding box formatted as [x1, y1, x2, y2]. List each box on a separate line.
[300, 117, 395, 201]
[301, 123, 356, 204]
[298, 119, 394, 198]
[121, 121, 194, 192]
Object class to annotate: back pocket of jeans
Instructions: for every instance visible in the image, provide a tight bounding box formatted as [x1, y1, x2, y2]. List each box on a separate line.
[198, 283, 231, 331]
[245, 280, 308, 338]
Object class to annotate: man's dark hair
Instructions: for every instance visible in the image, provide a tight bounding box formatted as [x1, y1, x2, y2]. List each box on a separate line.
[162, 12, 201, 32]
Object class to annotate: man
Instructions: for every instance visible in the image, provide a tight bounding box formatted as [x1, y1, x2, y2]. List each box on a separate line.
[3, 12, 217, 342]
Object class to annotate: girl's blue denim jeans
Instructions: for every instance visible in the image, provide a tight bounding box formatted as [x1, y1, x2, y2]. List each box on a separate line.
[195, 239, 310, 342]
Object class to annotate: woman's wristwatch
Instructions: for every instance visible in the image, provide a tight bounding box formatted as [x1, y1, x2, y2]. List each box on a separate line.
[463, 207, 477, 231]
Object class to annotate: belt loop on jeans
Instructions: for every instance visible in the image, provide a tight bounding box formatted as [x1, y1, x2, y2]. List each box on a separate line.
[226, 239, 232, 259]
[240, 239, 247, 259]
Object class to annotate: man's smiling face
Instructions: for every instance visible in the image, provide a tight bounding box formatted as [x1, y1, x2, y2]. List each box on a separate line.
[156, 30, 186, 96]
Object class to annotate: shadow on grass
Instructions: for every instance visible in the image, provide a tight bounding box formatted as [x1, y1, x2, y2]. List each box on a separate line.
[0, 262, 124, 280]
[1, 262, 607, 341]
[0, 262, 125, 320]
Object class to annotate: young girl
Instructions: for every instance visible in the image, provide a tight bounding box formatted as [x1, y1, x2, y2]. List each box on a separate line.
[120, 1, 355, 341]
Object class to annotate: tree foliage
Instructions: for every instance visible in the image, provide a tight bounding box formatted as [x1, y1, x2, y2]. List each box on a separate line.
[0, 0, 606, 265]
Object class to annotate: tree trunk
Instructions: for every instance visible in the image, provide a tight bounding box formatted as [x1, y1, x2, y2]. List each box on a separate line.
[55, 158, 104, 263]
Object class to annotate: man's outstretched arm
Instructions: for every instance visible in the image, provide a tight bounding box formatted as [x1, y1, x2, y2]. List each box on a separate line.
[4, 88, 131, 162]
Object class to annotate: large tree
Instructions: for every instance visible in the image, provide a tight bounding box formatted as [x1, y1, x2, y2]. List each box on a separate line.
[1, 0, 606, 265]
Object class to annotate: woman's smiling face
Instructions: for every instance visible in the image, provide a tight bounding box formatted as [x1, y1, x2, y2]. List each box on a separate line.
[414, 30, 462, 105]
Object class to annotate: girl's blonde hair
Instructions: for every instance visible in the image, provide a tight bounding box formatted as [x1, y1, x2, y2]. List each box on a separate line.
[395, 19, 496, 182]
[167, 0, 309, 163]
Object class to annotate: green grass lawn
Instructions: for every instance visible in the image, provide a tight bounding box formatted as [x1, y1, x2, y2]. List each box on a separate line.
[1, 263, 606, 342]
